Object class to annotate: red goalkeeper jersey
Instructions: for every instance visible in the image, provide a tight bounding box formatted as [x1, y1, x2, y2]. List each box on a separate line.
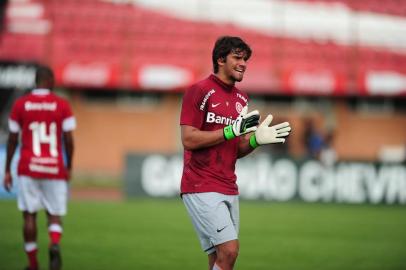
[180, 75, 249, 195]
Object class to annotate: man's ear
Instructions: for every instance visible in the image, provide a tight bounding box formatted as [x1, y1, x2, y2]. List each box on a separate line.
[217, 57, 226, 67]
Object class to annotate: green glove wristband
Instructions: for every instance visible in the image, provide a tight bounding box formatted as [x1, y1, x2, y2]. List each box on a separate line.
[249, 134, 259, 149]
[223, 125, 236, 140]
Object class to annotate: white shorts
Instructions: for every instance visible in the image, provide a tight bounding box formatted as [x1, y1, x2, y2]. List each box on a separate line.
[17, 176, 69, 216]
[182, 192, 239, 254]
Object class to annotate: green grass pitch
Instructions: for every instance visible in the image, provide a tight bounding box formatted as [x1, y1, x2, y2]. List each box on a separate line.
[0, 199, 405, 270]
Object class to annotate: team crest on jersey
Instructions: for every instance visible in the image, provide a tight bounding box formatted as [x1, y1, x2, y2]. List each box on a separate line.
[235, 102, 243, 113]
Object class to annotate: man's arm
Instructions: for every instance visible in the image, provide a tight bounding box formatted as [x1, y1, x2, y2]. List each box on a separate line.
[181, 106, 260, 151]
[3, 132, 18, 191]
[237, 134, 255, 158]
[181, 125, 225, 151]
[63, 131, 74, 179]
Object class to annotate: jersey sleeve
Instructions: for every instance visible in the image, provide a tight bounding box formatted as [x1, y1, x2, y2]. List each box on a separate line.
[8, 100, 22, 133]
[61, 100, 76, 132]
[180, 84, 206, 129]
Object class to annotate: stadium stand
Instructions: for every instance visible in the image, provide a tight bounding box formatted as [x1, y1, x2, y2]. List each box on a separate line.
[291, 0, 406, 17]
[1, 0, 405, 95]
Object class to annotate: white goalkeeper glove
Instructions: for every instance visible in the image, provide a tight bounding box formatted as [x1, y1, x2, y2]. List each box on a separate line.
[249, 114, 291, 148]
[223, 106, 260, 140]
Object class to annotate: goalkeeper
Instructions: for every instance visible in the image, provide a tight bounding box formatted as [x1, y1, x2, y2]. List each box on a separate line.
[180, 36, 291, 270]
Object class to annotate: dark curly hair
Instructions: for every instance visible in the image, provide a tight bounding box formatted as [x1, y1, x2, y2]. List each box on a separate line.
[35, 65, 54, 88]
[212, 36, 252, 73]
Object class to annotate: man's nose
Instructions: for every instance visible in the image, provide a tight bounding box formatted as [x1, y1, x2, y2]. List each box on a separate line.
[239, 59, 247, 67]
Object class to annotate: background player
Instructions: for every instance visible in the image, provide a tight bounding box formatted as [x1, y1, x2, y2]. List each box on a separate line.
[180, 36, 292, 270]
[3, 66, 76, 270]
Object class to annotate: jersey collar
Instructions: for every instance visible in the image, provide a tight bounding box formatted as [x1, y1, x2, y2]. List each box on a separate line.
[32, 88, 51, 95]
[210, 74, 234, 91]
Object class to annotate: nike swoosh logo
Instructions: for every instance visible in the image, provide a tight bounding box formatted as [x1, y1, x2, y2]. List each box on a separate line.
[216, 226, 227, 233]
[212, 103, 221, 108]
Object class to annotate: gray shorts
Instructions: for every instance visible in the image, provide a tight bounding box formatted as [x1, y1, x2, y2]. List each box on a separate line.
[182, 192, 239, 254]
[17, 176, 69, 216]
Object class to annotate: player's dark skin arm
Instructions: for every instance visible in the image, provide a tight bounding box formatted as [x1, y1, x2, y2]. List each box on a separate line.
[237, 134, 255, 158]
[63, 131, 74, 180]
[181, 125, 226, 151]
[3, 132, 19, 191]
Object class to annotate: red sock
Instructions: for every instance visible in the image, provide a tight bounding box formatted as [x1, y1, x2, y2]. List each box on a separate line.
[50, 231, 62, 245]
[49, 223, 63, 245]
[25, 243, 38, 270]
